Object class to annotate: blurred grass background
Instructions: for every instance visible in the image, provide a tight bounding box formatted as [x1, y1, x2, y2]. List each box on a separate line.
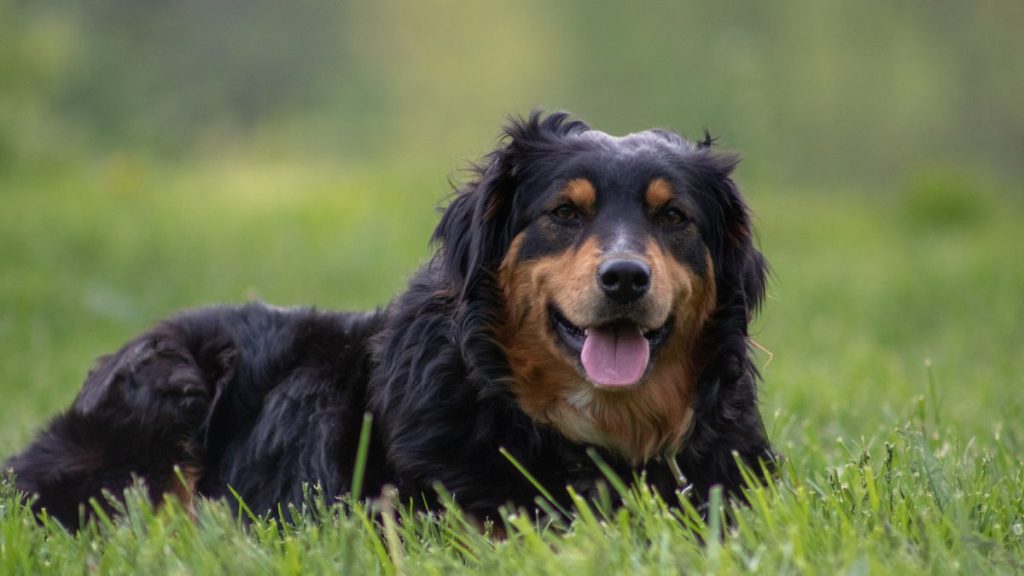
[1, 0, 1022, 476]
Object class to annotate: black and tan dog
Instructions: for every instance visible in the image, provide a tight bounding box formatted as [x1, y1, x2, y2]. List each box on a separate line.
[4, 112, 773, 528]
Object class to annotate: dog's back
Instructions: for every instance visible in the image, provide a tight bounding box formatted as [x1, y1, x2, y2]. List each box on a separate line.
[4, 302, 385, 526]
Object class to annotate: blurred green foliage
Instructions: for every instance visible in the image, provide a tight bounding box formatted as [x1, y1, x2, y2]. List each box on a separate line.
[2, 0, 1022, 187]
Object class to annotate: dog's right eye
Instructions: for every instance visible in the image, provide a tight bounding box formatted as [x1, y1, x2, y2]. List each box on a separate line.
[551, 204, 580, 223]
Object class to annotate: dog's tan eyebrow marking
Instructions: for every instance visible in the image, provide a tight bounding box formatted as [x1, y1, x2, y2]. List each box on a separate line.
[645, 178, 675, 209]
[562, 178, 597, 211]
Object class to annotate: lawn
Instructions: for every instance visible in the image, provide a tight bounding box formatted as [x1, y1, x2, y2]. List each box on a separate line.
[1, 158, 1022, 574]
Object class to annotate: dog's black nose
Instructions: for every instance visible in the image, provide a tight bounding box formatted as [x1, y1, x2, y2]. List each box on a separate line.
[597, 259, 651, 303]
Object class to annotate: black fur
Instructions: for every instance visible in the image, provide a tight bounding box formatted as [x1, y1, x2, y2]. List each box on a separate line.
[4, 112, 773, 529]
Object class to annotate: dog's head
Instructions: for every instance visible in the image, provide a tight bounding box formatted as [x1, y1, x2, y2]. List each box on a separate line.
[434, 112, 767, 461]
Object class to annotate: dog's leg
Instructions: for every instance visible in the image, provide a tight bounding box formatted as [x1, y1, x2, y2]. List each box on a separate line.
[3, 322, 236, 529]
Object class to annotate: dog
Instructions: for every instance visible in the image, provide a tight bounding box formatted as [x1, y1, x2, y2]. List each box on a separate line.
[4, 112, 773, 529]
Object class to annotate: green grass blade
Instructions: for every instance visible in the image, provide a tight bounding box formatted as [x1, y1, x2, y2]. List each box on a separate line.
[351, 412, 374, 503]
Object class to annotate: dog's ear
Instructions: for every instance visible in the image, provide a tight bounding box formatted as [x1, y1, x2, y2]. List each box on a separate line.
[432, 111, 588, 296]
[431, 146, 515, 296]
[697, 152, 768, 322]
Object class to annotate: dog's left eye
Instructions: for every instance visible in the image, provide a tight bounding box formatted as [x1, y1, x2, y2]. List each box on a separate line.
[658, 207, 687, 226]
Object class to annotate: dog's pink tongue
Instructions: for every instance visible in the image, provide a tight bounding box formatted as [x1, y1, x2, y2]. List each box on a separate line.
[581, 324, 650, 387]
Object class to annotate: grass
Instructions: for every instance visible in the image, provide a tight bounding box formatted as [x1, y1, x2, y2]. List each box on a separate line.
[1, 157, 1022, 574]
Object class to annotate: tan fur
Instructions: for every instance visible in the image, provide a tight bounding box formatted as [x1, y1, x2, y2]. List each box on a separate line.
[496, 229, 717, 463]
[165, 464, 201, 515]
[563, 178, 597, 213]
[645, 178, 675, 209]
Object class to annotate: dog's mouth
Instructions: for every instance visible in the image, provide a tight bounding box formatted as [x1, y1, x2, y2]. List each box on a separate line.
[549, 305, 673, 388]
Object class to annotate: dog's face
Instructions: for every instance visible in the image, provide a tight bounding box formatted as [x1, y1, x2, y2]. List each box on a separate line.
[435, 113, 766, 461]
[500, 158, 716, 390]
